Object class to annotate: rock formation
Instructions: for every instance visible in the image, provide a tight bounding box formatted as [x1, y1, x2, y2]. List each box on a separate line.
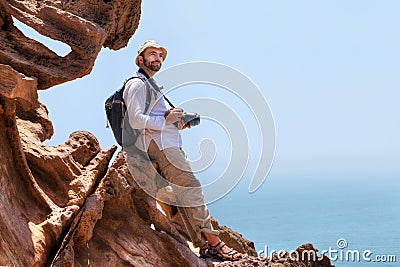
[0, 0, 141, 89]
[0, 1, 335, 266]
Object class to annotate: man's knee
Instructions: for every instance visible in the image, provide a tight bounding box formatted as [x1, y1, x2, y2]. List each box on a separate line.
[163, 147, 192, 173]
[168, 170, 201, 188]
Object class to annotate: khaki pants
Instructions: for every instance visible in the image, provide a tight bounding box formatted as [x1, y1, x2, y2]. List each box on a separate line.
[147, 140, 219, 248]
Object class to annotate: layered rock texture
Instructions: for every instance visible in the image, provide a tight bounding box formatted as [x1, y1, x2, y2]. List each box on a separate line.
[0, 0, 141, 89]
[0, 1, 335, 266]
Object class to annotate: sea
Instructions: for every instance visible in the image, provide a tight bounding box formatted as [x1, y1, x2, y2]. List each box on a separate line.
[207, 172, 399, 267]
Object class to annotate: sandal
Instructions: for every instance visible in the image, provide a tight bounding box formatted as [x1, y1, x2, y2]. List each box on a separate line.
[208, 241, 242, 261]
[199, 246, 212, 258]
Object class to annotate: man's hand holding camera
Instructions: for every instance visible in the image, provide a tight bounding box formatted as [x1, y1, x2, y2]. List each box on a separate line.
[164, 108, 190, 130]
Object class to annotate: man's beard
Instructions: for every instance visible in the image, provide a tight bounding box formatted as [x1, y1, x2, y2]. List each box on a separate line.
[143, 57, 162, 71]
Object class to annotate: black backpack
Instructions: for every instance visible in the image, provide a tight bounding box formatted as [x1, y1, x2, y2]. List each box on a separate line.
[105, 76, 151, 147]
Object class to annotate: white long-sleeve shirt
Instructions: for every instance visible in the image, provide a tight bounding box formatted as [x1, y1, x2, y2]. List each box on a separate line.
[123, 72, 182, 152]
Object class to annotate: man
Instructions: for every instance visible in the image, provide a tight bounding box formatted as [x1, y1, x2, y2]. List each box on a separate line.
[123, 40, 242, 261]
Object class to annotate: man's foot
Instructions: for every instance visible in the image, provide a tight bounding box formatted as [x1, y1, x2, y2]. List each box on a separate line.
[199, 244, 211, 258]
[208, 241, 242, 261]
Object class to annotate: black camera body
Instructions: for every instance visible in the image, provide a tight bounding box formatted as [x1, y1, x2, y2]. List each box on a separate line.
[182, 112, 200, 127]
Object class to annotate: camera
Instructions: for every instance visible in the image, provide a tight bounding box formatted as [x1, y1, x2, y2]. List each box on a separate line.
[182, 111, 200, 127]
[173, 109, 200, 127]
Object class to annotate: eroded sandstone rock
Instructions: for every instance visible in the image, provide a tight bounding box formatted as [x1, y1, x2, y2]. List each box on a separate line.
[50, 152, 208, 267]
[0, 65, 115, 265]
[0, 0, 142, 89]
[0, 64, 38, 110]
[211, 218, 258, 257]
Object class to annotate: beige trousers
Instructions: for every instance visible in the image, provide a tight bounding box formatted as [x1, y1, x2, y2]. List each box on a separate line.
[147, 140, 219, 248]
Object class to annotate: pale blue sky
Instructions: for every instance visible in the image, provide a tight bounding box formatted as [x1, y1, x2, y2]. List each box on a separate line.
[15, 0, 400, 181]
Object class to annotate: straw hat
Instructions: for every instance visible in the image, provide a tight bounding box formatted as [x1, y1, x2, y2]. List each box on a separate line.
[135, 40, 167, 66]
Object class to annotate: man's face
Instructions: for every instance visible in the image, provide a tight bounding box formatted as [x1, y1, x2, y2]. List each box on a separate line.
[141, 47, 164, 72]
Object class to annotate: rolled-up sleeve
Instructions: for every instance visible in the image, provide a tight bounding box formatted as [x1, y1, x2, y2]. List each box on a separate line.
[123, 79, 166, 131]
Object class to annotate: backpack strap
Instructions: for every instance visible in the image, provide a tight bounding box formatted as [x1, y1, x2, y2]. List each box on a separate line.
[144, 83, 151, 113]
[124, 74, 176, 114]
[146, 77, 175, 109]
[123, 75, 152, 114]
